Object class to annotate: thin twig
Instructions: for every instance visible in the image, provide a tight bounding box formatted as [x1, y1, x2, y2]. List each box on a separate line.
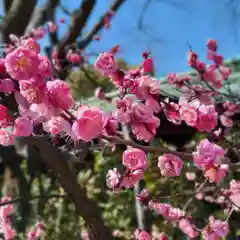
[183, 178, 208, 211]
[225, 207, 234, 222]
[103, 135, 192, 159]
[0, 194, 67, 207]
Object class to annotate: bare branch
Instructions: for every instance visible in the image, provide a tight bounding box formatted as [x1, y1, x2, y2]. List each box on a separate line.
[25, 0, 60, 35]
[78, 0, 127, 50]
[2, 0, 15, 14]
[29, 136, 112, 240]
[0, 0, 37, 42]
[57, 0, 97, 55]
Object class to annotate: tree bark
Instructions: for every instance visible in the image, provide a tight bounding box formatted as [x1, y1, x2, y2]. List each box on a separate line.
[0, 0, 37, 42]
[30, 137, 112, 240]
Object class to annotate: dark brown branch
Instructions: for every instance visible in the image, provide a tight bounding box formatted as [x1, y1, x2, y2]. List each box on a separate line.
[0, 0, 37, 42]
[57, 0, 97, 55]
[78, 0, 127, 50]
[28, 136, 112, 240]
[103, 135, 192, 160]
[25, 0, 60, 35]
[2, 0, 15, 14]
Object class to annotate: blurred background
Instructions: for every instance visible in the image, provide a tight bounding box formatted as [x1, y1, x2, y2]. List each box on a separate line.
[0, 0, 240, 239]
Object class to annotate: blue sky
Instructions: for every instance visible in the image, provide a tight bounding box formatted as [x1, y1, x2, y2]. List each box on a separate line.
[2, 0, 240, 77]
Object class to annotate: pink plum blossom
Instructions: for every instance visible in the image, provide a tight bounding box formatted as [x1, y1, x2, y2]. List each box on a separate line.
[5, 47, 40, 80]
[193, 139, 225, 171]
[38, 55, 52, 77]
[179, 104, 198, 127]
[178, 219, 199, 238]
[122, 148, 147, 170]
[13, 116, 33, 137]
[202, 216, 229, 240]
[19, 79, 47, 104]
[72, 106, 104, 142]
[135, 229, 151, 240]
[158, 153, 183, 177]
[106, 168, 120, 188]
[22, 38, 40, 53]
[94, 52, 117, 75]
[47, 79, 74, 110]
[159, 232, 167, 240]
[204, 164, 228, 183]
[121, 169, 144, 188]
[185, 172, 197, 181]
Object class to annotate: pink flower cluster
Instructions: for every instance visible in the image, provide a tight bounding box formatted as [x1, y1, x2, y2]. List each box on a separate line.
[202, 216, 229, 240]
[193, 139, 228, 183]
[106, 148, 147, 189]
[157, 153, 183, 177]
[134, 229, 151, 240]
[0, 197, 16, 240]
[27, 222, 44, 240]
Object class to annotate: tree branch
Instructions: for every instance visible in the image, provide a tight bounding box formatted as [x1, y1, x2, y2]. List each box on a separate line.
[25, 0, 60, 35]
[2, 0, 15, 14]
[103, 134, 192, 160]
[78, 0, 127, 50]
[0, 0, 37, 42]
[57, 0, 97, 55]
[28, 136, 112, 240]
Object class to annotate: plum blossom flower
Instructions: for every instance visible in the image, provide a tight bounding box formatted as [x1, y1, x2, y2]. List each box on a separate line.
[145, 96, 161, 113]
[158, 153, 183, 177]
[121, 169, 144, 188]
[32, 27, 46, 40]
[43, 116, 74, 137]
[196, 105, 218, 132]
[229, 180, 240, 209]
[220, 114, 233, 128]
[95, 87, 105, 100]
[47, 79, 74, 110]
[114, 96, 133, 124]
[193, 139, 225, 171]
[159, 232, 167, 240]
[185, 172, 197, 181]
[106, 168, 120, 188]
[38, 55, 52, 77]
[179, 104, 198, 127]
[122, 148, 147, 170]
[149, 201, 185, 221]
[207, 39, 217, 52]
[20, 79, 47, 104]
[202, 216, 229, 240]
[167, 207, 186, 221]
[72, 106, 104, 142]
[0, 104, 12, 128]
[0, 78, 15, 93]
[47, 21, 58, 33]
[148, 201, 171, 216]
[22, 38, 40, 53]
[130, 103, 160, 142]
[178, 219, 199, 238]
[13, 116, 33, 137]
[94, 52, 117, 76]
[204, 164, 228, 183]
[135, 229, 151, 240]
[142, 57, 154, 73]
[163, 102, 181, 125]
[5, 47, 40, 80]
[66, 51, 82, 64]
